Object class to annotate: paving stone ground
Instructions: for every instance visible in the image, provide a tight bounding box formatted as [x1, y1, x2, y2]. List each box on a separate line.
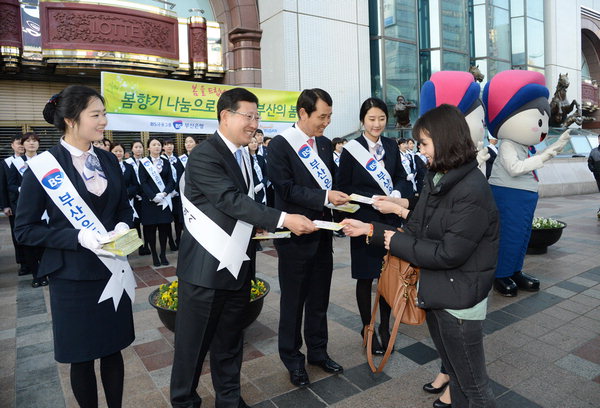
[1, 193, 600, 408]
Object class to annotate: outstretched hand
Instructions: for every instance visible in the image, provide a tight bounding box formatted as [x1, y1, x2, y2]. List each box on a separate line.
[339, 218, 371, 237]
[283, 214, 317, 236]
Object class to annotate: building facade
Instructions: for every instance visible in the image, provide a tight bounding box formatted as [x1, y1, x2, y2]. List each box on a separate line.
[1, 0, 600, 159]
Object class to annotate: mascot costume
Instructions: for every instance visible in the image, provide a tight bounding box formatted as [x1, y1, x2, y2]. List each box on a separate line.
[483, 70, 571, 296]
[420, 70, 490, 171]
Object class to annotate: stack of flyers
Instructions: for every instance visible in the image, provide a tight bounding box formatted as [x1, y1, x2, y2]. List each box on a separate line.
[252, 231, 292, 240]
[100, 229, 144, 257]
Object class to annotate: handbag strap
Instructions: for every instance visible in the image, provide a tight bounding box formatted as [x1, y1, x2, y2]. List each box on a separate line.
[366, 285, 410, 373]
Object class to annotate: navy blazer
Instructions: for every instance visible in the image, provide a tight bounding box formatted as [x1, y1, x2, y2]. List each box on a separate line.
[14, 145, 133, 280]
[121, 161, 140, 200]
[7, 156, 28, 211]
[267, 129, 337, 254]
[176, 132, 282, 290]
[337, 135, 407, 225]
[138, 156, 176, 200]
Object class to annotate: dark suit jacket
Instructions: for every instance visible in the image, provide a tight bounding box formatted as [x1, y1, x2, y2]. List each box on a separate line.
[14, 145, 133, 280]
[121, 161, 140, 200]
[7, 156, 27, 211]
[176, 132, 282, 291]
[485, 146, 498, 180]
[337, 135, 406, 225]
[0, 158, 11, 209]
[267, 128, 336, 254]
[251, 154, 268, 204]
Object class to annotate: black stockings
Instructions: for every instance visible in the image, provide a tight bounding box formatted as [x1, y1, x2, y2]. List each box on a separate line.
[70, 351, 124, 408]
[143, 224, 170, 256]
[356, 278, 391, 331]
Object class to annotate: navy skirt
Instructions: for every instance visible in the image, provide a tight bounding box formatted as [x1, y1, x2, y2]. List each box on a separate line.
[48, 277, 135, 363]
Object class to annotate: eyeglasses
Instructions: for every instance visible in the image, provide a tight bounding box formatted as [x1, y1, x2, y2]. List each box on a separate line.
[228, 110, 261, 122]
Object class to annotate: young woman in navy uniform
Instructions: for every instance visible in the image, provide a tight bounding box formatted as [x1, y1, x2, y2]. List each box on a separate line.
[14, 85, 135, 408]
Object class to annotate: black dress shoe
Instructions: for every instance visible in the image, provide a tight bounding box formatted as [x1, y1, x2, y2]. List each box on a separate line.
[433, 397, 451, 408]
[31, 279, 41, 288]
[40, 277, 49, 286]
[423, 381, 449, 394]
[152, 255, 161, 267]
[139, 247, 151, 256]
[308, 358, 343, 374]
[18, 265, 30, 276]
[361, 328, 384, 355]
[512, 271, 540, 291]
[493, 277, 517, 297]
[378, 326, 393, 352]
[169, 243, 178, 251]
[289, 368, 310, 387]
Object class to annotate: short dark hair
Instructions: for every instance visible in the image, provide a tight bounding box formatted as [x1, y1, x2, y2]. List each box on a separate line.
[162, 138, 174, 146]
[296, 88, 332, 117]
[359, 97, 388, 122]
[331, 137, 344, 149]
[131, 140, 143, 150]
[21, 132, 40, 143]
[397, 138, 408, 146]
[11, 134, 22, 143]
[412, 104, 476, 173]
[254, 129, 264, 135]
[147, 137, 162, 148]
[43, 85, 104, 132]
[216, 88, 259, 123]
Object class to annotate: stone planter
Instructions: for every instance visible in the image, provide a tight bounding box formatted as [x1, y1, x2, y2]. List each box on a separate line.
[527, 221, 566, 254]
[149, 279, 270, 332]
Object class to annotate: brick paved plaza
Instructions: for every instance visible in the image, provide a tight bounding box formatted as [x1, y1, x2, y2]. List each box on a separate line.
[2, 193, 600, 408]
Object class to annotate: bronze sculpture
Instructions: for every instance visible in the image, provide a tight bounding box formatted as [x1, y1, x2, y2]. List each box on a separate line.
[469, 65, 484, 82]
[394, 95, 416, 128]
[549, 73, 584, 128]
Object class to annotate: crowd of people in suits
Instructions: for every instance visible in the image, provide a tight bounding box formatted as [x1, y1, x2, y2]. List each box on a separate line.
[6, 83, 509, 408]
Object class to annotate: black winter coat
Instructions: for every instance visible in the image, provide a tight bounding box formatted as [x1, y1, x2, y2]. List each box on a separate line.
[372, 160, 499, 310]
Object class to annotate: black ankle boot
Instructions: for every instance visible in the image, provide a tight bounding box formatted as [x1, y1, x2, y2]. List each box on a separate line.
[160, 253, 169, 266]
[361, 327, 384, 355]
[378, 326, 392, 352]
[151, 249, 160, 267]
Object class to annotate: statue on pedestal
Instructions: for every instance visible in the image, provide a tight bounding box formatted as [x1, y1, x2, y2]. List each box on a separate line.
[549, 73, 587, 128]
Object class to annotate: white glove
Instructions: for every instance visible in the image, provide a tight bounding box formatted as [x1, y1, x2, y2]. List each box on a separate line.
[78, 229, 114, 257]
[254, 182, 264, 194]
[406, 173, 415, 182]
[549, 129, 572, 153]
[152, 193, 165, 203]
[476, 142, 490, 166]
[114, 222, 129, 233]
[135, 195, 142, 201]
[540, 148, 558, 162]
[169, 191, 179, 198]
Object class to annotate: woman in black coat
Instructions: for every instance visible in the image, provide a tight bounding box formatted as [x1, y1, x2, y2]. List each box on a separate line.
[8, 132, 45, 287]
[342, 104, 499, 408]
[111, 143, 139, 201]
[138, 137, 175, 266]
[15, 85, 134, 408]
[337, 98, 407, 355]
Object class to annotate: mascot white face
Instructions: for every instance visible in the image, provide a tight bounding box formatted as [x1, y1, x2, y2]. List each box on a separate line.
[464, 104, 485, 146]
[497, 102, 549, 146]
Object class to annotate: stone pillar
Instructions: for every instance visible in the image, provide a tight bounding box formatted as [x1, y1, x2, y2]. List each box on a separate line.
[228, 27, 262, 87]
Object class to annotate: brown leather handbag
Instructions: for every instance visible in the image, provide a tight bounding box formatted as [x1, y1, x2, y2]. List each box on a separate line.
[365, 251, 426, 373]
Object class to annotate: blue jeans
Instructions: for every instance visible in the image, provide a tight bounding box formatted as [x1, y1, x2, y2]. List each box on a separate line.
[426, 310, 496, 408]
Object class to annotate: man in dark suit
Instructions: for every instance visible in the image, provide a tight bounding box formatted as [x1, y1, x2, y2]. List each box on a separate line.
[267, 88, 350, 388]
[170, 88, 315, 408]
[485, 135, 498, 180]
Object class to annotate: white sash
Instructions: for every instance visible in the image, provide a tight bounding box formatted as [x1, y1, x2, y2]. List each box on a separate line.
[401, 152, 417, 191]
[180, 147, 255, 279]
[120, 161, 139, 220]
[13, 156, 27, 176]
[179, 154, 188, 168]
[343, 139, 394, 196]
[162, 154, 178, 182]
[281, 127, 332, 190]
[4, 156, 16, 167]
[125, 157, 141, 183]
[139, 157, 172, 210]
[27, 151, 136, 310]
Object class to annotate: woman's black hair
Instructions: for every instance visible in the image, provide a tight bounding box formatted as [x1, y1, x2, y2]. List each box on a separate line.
[147, 137, 162, 149]
[162, 138, 174, 145]
[397, 138, 407, 146]
[21, 132, 40, 143]
[412, 104, 476, 173]
[42, 85, 104, 133]
[130, 140, 143, 150]
[184, 135, 199, 144]
[359, 97, 388, 122]
[111, 143, 125, 151]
